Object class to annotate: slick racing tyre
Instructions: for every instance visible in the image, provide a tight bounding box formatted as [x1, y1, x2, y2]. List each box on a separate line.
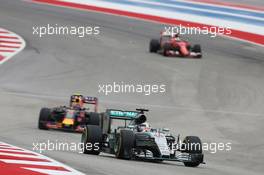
[38, 108, 51, 130]
[115, 130, 135, 159]
[86, 112, 101, 125]
[149, 39, 160, 53]
[163, 43, 171, 56]
[182, 136, 203, 167]
[81, 125, 102, 155]
[192, 44, 202, 58]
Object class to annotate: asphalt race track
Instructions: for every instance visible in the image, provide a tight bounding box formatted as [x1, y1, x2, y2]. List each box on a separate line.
[0, 0, 264, 174]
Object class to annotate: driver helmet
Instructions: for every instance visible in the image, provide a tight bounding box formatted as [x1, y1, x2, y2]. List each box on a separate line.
[172, 33, 181, 41]
[174, 33, 179, 37]
[137, 122, 151, 132]
[71, 95, 84, 109]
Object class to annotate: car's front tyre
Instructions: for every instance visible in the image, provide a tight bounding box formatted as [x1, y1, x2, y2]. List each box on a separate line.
[38, 108, 51, 130]
[115, 130, 135, 159]
[149, 39, 160, 53]
[192, 44, 202, 58]
[182, 136, 203, 167]
[163, 43, 171, 56]
[82, 125, 102, 155]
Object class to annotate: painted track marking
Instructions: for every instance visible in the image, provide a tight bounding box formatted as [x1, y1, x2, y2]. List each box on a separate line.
[0, 142, 85, 175]
[0, 28, 26, 65]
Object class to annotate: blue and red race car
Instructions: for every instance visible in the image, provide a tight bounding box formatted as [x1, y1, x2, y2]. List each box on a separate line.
[38, 94, 100, 132]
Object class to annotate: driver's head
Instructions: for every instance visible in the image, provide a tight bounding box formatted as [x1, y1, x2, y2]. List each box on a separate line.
[137, 122, 151, 132]
[71, 95, 84, 108]
[174, 33, 179, 38]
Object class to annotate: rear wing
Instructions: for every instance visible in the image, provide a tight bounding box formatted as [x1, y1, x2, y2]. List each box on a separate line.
[102, 109, 147, 134]
[105, 109, 139, 120]
[84, 96, 98, 112]
[70, 95, 99, 112]
[84, 96, 98, 104]
[101, 109, 138, 134]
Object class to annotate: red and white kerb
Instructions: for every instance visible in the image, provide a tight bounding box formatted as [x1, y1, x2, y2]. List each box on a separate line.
[0, 28, 26, 64]
[0, 142, 85, 175]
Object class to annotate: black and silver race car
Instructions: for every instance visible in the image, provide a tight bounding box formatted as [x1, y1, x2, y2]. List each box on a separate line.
[81, 109, 205, 167]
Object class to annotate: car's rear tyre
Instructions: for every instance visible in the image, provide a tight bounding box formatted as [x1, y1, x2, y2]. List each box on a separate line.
[38, 108, 51, 130]
[81, 125, 102, 155]
[115, 130, 135, 159]
[192, 44, 202, 58]
[182, 136, 203, 167]
[163, 43, 171, 56]
[86, 112, 101, 125]
[149, 39, 160, 53]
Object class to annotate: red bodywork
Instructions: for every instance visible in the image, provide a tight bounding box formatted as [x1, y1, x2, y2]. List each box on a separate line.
[157, 32, 201, 58]
[160, 35, 191, 56]
[169, 39, 190, 56]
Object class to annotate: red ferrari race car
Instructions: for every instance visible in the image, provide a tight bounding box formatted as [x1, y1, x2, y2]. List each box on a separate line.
[38, 94, 100, 132]
[149, 32, 202, 58]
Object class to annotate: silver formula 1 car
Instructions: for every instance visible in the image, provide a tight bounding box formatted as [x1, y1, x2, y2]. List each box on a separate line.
[81, 109, 205, 167]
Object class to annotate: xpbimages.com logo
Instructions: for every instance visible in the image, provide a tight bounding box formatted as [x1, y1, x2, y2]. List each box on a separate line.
[32, 140, 232, 154]
[32, 140, 99, 154]
[32, 24, 100, 37]
[98, 82, 166, 96]
[164, 24, 232, 38]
